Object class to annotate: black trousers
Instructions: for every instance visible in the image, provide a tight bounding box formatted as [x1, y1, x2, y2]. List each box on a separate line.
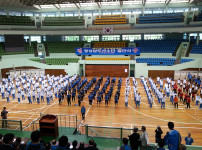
[2, 119, 7, 128]
[72, 96, 75, 101]
[78, 100, 81, 106]
[105, 100, 108, 105]
[184, 99, 187, 104]
[67, 97, 71, 106]
[174, 102, 178, 108]
[82, 113, 85, 120]
[89, 100, 92, 105]
[187, 103, 190, 108]
[59, 98, 62, 105]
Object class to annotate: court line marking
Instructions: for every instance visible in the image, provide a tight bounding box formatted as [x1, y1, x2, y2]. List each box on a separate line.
[22, 100, 58, 125]
[128, 105, 202, 125]
[8, 104, 19, 111]
[181, 109, 202, 122]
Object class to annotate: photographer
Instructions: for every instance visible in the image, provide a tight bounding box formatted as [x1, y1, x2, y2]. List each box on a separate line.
[155, 126, 163, 143]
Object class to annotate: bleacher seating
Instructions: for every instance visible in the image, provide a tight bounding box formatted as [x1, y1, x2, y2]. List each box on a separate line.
[180, 58, 194, 63]
[43, 17, 84, 26]
[138, 13, 184, 24]
[45, 41, 86, 53]
[94, 15, 127, 25]
[0, 42, 35, 56]
[136, 58, 194, 66]
[135, 40, 181, 53]
[30, 58, 79, 65]
[0, 15, 33, 25]
[136, 58, 175, 66]
[93, 41, 126, 48]
[190, 42, 202, 54]
[85, 58, 130, 61]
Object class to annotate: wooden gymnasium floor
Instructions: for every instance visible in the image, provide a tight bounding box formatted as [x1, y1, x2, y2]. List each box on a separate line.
[1, 77, 202, 146]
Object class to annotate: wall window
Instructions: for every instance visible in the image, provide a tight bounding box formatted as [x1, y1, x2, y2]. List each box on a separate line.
[103, 12, 111, 15]
[65, 14, 73, 16]
[43, 36, 46, 42]
[84, 13, 92, 16]
[0, 36, 5, 42]
[24, 36, 29, 42]
[144, 34, 163, 40]
[112, 12, 120, 15]
[93, 13, 99, 16]
[123, 12, 131, 15]
[83, 36, 99, 42]
[31, 36, 41, 43]
[24, 13, 33, 16]
[132, 11, 142, 14]
[0, 12, 6, 15]
[62, 36, 79, 41]
[144, 10, 152, 14]
[102, 35, 120, 41]
[189, 33, 202, 40]
[123, 35, 141, 41]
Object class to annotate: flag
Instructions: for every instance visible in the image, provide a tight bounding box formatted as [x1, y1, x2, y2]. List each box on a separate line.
[103, 27, 113, 34]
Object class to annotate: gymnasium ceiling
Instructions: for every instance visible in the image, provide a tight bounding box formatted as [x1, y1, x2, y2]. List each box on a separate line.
[0, 0, 201, 11]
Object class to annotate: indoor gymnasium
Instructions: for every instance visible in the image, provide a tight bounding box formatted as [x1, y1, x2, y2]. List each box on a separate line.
[0, 0, 202, 150]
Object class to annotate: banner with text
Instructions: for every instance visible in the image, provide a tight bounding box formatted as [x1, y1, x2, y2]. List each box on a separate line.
[75, 47, 140, 55]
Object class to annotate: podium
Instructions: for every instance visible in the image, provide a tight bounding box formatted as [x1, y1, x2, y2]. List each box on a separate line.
[39, 115, 59, 138]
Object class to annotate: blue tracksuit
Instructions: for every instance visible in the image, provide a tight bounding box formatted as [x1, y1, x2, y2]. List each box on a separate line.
[185, 137, 193, 145]
[164, 130, 181, 150]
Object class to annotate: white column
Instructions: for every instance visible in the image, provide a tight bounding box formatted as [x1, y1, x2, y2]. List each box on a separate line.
[196, 33, 200, 45]
[99, 9, 101, 18]
[29, 36, 31, 47]
[120, 7, 123, 17]
[78, 9, 80, 19]
[142, 7, 145, 16]
[6, 10, 9, 17]
[57, 11, 61, 17]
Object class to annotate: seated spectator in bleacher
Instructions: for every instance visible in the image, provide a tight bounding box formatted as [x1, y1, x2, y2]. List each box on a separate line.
[51, 139, 57, 150]
[77, 142, 85, 150]
[57, 136, 69, 150]
[120, 138, 131, 150]
[0, 134, 3, 145]
[157, 139, 165, 150]
[26, 131, 45, 150]
[0, 133, 14, 150]
[85, 139, 98, 150]
[71, 140, 78, 150]
[185, 133, 194, 145]
[128, 127, 140, 150]
[12, 137, 26, 150]
[164, 122, 181, 150]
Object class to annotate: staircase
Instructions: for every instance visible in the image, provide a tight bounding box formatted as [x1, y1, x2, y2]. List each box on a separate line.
[174, 59, 181, 65]
[33, 43, 38, 57]
[172, 42, 181, 56]
[185, 42, 194, 57]
[44, 44, 50, 57]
